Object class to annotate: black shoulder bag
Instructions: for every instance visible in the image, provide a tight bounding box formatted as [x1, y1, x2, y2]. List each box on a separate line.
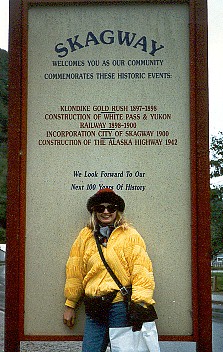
[95, 233, 131, 298]
[95, 234, 158, 327]
[83, 233, 131, 323]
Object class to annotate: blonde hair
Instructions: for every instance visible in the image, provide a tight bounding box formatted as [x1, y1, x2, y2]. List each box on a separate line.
[87, 211, 129, 231]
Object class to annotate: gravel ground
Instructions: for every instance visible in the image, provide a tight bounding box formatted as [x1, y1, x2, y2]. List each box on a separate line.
[20, 341, 84, 352]
[21, 341, 110, 352]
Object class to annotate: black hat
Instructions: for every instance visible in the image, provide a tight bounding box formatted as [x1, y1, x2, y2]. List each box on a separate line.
[87, 188, 125, 213]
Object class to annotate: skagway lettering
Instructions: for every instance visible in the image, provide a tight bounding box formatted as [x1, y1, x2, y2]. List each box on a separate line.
[108, 139, 133, 145]
[126, 184, 146, 191]
[134, 139, 163, 145]
[61, 105, 90, 111]
[125, 130, 154, 137]
[80, 122, 106, 128]
[46, 130, 95, 137]
[55, 30, 164, 58]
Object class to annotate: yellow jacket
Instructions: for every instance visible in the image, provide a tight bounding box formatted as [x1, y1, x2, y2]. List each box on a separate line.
[64, 225, 155, 309]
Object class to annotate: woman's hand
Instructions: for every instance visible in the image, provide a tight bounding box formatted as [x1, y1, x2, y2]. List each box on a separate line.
[63, 306, 75, 329]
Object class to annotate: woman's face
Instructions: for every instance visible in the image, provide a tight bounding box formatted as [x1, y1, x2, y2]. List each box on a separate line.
[95, 203, 117, 225]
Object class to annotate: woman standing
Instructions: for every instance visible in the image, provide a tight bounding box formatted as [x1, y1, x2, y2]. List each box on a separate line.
[63, 188, 156, 352]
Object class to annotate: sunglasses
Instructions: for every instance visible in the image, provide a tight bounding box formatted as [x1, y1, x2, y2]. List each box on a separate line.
[93, 204, 118, 213]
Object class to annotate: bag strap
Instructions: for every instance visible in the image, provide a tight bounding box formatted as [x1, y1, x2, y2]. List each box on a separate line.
[94, 232, 130, 297]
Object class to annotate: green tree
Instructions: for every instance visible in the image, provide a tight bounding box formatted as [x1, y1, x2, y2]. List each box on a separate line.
[0, 48, 8, 243]
[210, 132, 223, 257]
[210, 187, 223, 257]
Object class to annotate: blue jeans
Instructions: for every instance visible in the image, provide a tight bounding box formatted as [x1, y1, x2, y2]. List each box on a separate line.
[82, 301, 128, 352]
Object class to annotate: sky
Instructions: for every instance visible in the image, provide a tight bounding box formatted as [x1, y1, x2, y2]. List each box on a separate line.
[0, 0, 8, 53]
[208, 0, 223, 138]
